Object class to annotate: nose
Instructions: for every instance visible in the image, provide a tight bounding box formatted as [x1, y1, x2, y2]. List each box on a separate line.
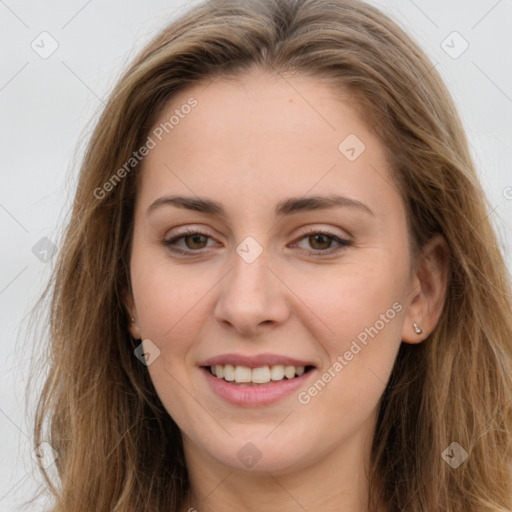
[213, 246, 290, 336]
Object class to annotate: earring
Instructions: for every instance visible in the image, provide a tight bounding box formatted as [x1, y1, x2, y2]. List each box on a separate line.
[131, 317, 135, 322]
[413, 322, 423, 334]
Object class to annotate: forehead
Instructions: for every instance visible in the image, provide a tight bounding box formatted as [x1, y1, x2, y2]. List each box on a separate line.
[137, 70, 402, 221]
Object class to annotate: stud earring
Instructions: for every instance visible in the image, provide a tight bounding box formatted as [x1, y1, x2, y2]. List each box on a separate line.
[413, 322, 423, 334]
[131, 317, 135, 322]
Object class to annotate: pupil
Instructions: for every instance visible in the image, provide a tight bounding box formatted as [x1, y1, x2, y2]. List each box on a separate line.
[310, 234, 330, 250]
[187, 234, 206, 249]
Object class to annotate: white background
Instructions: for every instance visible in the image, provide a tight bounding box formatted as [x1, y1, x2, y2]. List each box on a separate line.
[1, 0, 511, 510]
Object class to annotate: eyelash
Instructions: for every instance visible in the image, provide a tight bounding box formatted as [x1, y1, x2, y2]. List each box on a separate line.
[163, 227, 352, 256]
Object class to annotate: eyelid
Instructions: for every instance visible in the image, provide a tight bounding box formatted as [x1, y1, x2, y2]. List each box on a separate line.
[293, 224, 352, 240]
[165, 224, 351, 241]
[165, 225, 216, 238]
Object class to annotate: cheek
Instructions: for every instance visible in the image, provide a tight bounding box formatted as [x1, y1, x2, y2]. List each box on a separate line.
[293, 283, 403, 442]
[286, 259, 405, 344]
[130, 256, 215, 372]
[130, 257, 212, 427]
[287, 259, 406, 400]
[132, 250, 210, 328]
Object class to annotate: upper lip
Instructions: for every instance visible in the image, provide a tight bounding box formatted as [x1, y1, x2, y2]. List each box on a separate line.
[199, 353, 316, 369]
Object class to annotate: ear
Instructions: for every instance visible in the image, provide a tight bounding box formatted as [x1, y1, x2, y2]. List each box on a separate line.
[401, 234, 450, 344]
[124, 284, 142, 340]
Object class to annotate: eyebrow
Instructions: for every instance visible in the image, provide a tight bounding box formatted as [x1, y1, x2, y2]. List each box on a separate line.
[146, 194, 374, 218]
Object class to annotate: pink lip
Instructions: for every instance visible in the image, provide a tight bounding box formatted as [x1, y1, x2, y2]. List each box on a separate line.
[199, 352, 315, 368]
[201, 367, 316, 407]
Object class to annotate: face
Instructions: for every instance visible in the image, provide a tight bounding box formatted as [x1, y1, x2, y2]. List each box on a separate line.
[126, 69, 421, 476]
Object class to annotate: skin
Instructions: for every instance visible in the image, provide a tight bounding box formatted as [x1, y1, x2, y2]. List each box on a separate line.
[126, 69, 449, 512]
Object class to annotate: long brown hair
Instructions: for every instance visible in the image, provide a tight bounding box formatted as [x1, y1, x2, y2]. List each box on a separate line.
[29, 0, 512, 510]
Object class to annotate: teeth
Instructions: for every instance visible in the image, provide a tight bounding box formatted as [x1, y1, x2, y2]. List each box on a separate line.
[234, 365, 252, 383]
[284, 365, 296, 379]
[270, 365, 285, 380]
[252, 366, 271, 383]
[223, 364, 235, 381]
[210, 364, 307, 383]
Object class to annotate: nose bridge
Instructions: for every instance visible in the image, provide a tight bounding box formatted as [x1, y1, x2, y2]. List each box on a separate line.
[232, 243, 269, 293]
[214, 237, 289, 332]
[229, 240, 273, 305]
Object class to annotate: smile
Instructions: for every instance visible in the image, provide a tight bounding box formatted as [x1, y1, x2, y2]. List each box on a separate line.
[200, 366, 316, 407]
[207, 364, 315, 385]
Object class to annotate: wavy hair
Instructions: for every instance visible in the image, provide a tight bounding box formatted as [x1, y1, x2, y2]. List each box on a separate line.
[29, 0, 512, 510]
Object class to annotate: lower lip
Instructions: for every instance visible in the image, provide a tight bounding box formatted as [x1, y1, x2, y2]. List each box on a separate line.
[201, 367, 315, 407]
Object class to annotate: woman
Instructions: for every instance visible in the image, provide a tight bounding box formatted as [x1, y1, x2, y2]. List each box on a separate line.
[31, 0, 512, 510]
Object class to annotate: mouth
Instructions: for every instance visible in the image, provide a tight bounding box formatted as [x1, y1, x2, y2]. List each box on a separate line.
[204, 364, 316, 386]
[199, 353, 318, 406]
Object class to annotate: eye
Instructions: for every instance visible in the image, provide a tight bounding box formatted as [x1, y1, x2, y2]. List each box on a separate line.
[162, 227, 352, 256]
[291, 229, 352, 255]
[163, 228, 217, 254]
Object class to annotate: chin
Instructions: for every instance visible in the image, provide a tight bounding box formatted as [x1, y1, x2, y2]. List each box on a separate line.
[197, 434, 316, 475]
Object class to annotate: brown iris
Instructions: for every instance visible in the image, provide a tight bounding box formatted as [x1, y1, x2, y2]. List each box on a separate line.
[308, 234, 332, 250]
[184, 234, 208, 249]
